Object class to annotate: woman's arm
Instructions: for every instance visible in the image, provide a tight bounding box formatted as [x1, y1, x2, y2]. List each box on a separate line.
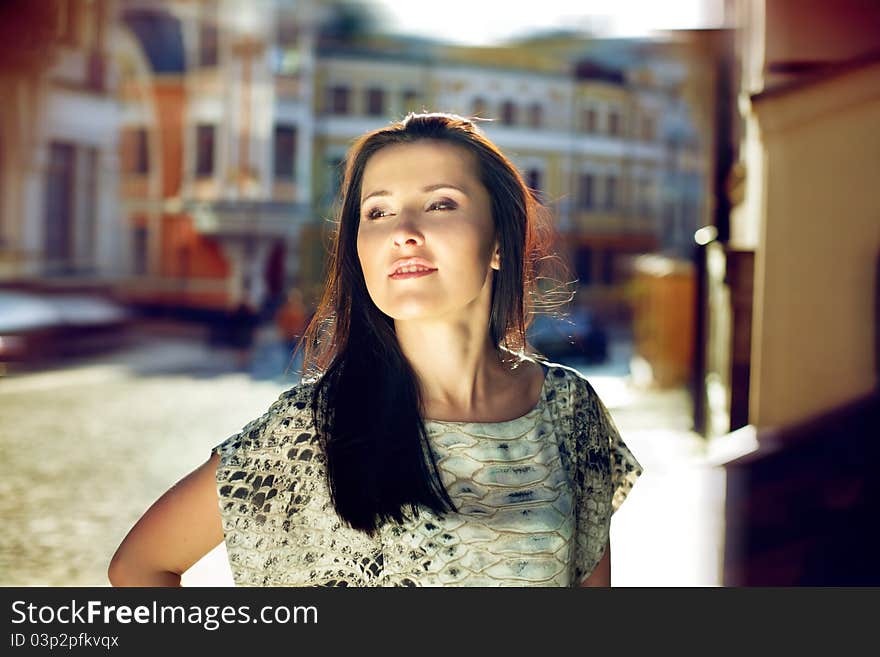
[579, 540, 611, 587]
[108, 453, 224, 587]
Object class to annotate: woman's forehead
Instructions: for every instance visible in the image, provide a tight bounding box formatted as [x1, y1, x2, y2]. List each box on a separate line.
[361, 141, 479, 192]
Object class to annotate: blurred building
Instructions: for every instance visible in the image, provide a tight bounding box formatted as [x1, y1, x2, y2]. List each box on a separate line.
[716, 0, 880, 585]
[116, 0, 321, 314]
[312, 30, 704, 326]
[0, 0, 122, 286]
[1, 0, 711, 328]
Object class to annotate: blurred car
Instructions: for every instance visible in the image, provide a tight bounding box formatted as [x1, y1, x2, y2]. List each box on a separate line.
[0, 290, 132, 365]
[526, 308, 609, 363]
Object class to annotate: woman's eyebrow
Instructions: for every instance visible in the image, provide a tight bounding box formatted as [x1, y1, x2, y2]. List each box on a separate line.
[361, 183, 467, 204]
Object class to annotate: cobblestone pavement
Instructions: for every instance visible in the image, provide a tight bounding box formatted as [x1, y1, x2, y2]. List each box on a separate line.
[0, 321, 724, 587]
[0, 322, 293, 586]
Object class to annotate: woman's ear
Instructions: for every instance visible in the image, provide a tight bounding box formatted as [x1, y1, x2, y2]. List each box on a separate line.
[491, 242, 501, 271]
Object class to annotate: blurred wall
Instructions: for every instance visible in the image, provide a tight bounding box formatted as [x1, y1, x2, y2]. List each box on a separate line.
[748, 63, 880, 428]
[722, 0, 880, 584]
[736, 0, 880, 429]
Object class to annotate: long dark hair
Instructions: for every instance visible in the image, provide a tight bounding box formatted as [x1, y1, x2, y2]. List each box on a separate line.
[291, 112, 572, 536]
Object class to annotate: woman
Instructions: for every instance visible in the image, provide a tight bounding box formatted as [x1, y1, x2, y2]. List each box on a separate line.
[108, 112, 642, 587]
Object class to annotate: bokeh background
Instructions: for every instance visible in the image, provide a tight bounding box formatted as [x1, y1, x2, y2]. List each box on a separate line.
[1, 0, 878, 586]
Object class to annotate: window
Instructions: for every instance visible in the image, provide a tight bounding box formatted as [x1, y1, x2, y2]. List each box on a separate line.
[526, 169, 542, 201]
[642, 115, 655, 141]
[639, 178, 654, 215]
[122, 127, 149, 175]
[45, 142, 75, 264]
[134, 128, 148, 174]
[325, 156, 344, 204]
[82, 147, 98, 263]
[664, 201, 676, 238]
[581, 108, 597, 133]
[472, 97, 488, 117]
[575, 247, 592, 286]
[602, 251, 615, 285]
[608, 110, 621, 137]
[57, 0, 79, 45]
[195, 124, 215, 177]
[604, 175, 617, 210]
[274, 124, 296, 179]
[92, 0, 107, 51]
[329, 85, 350, 115]
[132, 224, 148, 276]
[86, 49, 106, 92]
[198, 20, 218, 67]
[526, 169, 542, 191]
[500, 100, 516, 126]
[365, 87, 385, 116]
[683, 199, 697, 233]
[277, 20, 298, 47]
[577, 173, 595, 210]
[528, 103, 543, 128]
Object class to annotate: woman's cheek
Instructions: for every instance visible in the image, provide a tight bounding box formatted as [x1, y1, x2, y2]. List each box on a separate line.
[356, 233, 376, 277]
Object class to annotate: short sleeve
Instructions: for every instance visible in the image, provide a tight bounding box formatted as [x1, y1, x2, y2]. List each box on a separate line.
[210, 382, 320, 585]
[589, 382, 643, 514]
[567, 371, 644, 583]
[211, 412, 269, 463]
[211, 383, 314, 464]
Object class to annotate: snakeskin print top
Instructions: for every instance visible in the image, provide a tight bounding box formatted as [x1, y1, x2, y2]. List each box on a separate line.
[212, 360, 642, 586]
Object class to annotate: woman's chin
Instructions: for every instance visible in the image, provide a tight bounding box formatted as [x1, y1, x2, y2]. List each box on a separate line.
[386, 309, 440, 322]
[375, 296, 439, 320]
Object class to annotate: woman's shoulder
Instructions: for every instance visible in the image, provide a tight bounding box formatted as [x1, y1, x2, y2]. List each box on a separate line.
[530, 357, 595, 404]
[211, 378, 321, 460]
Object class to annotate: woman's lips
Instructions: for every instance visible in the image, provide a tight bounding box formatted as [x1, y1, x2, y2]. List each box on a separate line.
[389, 269, 437, 280]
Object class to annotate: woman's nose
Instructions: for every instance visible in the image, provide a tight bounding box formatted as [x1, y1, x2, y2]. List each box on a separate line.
[391, 212, 425, 247]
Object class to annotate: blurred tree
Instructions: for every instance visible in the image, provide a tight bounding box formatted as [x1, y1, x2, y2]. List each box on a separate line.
[316, 0, 383, 45]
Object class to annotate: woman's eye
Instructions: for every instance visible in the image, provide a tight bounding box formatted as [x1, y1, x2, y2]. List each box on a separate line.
[364, 199, 455, 219]
[428, 199, 457, 211]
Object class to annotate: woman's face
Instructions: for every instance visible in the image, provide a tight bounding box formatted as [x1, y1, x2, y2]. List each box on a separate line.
[356, 140, 500, 322]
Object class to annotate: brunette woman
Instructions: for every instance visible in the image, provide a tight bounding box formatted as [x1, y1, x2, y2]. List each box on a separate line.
[109, 112, 642, 587]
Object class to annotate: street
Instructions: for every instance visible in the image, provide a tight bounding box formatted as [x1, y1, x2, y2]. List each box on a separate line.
[0, 322, 292, 586]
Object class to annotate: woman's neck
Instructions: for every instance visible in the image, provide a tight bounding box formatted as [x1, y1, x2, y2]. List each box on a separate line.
[395, 322, 543, 422]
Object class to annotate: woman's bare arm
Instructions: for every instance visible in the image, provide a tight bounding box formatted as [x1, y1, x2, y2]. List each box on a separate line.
[580, 540, 611, 587]
[108, 452, 224, 587]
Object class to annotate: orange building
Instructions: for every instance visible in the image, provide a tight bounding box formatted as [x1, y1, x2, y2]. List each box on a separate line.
[116, 1, 311, 316]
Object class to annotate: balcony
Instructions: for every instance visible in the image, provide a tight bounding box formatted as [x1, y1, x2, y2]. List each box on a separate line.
[186, 200, 311, 239]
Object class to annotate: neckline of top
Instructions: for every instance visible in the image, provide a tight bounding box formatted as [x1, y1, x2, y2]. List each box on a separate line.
[423, 361, 551, 428]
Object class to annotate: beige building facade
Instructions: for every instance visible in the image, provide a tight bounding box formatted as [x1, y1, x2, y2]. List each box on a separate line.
[0, 0, 122, 284]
